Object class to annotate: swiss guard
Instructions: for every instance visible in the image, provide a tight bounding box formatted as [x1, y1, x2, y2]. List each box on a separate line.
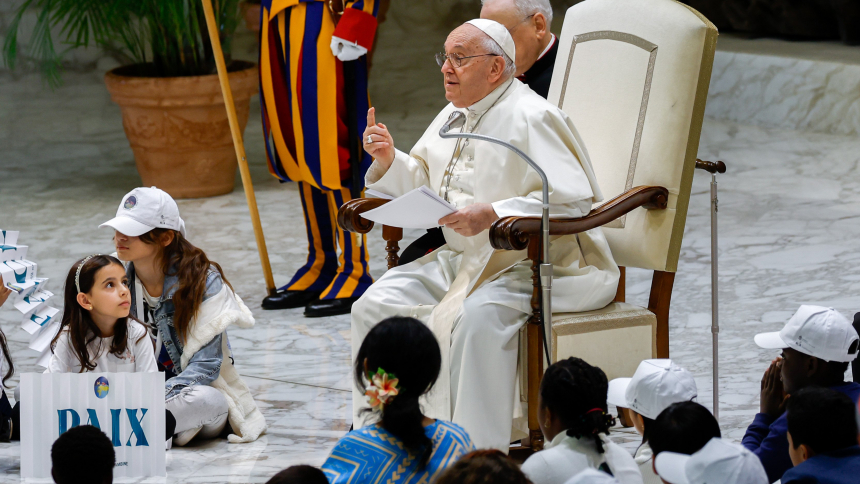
[258, 0, 381, 316]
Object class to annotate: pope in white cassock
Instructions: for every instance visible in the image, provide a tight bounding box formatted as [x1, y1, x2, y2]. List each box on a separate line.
[353, 19, 620, 451]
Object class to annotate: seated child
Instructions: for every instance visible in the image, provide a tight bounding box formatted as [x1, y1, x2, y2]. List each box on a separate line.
[521, 357, 643, 484]
[322, 317, 474, 483]
[607, 359, 698, 484]
[101, 187, 265, 445]
[266, 465, 328, 484]
[47, 255, 156, 373]
[11, 255, 163, 442]
[656, 438, 767, 484]
[648, 401, 721, 458]
[436, 450, 530, 484]
[782, 386, 860, 484]
[51, 425, 115, 484]
[567, 469, 621, 484]
[0, 275, 15, 441]
[743, 306, 860, 482]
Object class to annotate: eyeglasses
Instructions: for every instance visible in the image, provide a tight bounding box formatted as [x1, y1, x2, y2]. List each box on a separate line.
[435, 52, 499, 68]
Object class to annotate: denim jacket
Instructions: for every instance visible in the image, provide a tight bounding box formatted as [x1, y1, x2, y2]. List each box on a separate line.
[127, 263, 225, 399]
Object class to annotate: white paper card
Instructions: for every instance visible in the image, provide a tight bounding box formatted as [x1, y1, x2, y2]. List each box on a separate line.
[364, 189, 395, 200]
[14, 290, 54, 316]
[0, 245, 27, 262]
[22, 305, 59, 335]
[35, 348, 52, 368]
[29, 321, 59, 353]
[0, 230, 18, 246]
[360, 186, 456, 229]
[21, 372, 167, 478]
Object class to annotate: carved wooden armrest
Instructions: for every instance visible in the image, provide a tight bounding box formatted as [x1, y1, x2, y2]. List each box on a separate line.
[337, 198, 390, 233]
[489, 185, 669, 251]
[337, 198, 404, 269]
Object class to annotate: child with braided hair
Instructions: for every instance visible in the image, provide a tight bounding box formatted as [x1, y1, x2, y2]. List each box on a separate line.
[322, 317, 475, 484]
[521, 357, 643, 484]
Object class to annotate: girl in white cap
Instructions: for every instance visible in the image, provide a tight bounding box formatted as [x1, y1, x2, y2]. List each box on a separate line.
[100, 187, 266, 446]
[521, 357, 643, 484]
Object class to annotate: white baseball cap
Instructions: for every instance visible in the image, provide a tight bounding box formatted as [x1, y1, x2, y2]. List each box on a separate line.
[99, 187, 186, 238]
[564, 469, 619, 484]
[655, 438, 768, 484]
[607, 359, 697, 420]
[754, 305, 859, 363]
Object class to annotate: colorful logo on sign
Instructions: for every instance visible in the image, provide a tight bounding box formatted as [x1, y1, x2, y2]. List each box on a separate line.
[94, 377, 109, 399]
[124, 196, 137, 210]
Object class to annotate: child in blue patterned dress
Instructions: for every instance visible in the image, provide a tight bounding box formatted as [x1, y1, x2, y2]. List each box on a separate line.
[322, 317, 475, 483]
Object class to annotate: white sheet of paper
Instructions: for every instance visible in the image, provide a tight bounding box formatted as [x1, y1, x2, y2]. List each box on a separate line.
[19, 278, 48, 298]
[360, 186, 456, 229]
[0, 230, 18, 246]
[35, 346, 52, 368]
[22, 305, 59, 335]
[0, 245, 27, 262]
[29, 320, 59, 352]
[15, 290, 54, 316]
[364, 189, 394, 200]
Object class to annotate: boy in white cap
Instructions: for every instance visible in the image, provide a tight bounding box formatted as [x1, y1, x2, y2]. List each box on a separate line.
[743, 305, 860, 482]
[655, 438, 768, 484]
[607, 360, 698, 484]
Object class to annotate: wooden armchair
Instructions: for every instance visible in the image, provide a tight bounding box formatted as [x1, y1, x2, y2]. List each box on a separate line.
[340, 0, 718, 451]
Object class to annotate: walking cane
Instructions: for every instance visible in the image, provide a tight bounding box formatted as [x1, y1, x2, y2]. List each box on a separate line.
[201, 0, 277, 295]
[696, 159, 726, 422]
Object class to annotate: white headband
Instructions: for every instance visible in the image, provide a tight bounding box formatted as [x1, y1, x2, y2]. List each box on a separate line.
[74, 254, 102, 293]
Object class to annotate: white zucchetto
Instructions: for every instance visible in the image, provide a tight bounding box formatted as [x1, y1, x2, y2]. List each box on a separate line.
[465, 19, 517, 62]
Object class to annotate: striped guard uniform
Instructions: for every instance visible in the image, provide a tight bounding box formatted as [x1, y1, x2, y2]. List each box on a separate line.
[259, 0, 378, 300]
[322, 420, 475, 484]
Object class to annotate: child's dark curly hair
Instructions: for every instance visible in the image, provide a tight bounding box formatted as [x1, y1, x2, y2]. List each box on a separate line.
[540, 357, 615, 453]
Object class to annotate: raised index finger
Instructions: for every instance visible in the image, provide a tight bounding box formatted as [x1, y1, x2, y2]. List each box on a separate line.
[367, 107, 376, 128]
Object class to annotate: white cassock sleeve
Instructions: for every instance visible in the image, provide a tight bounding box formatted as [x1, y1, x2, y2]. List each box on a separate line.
[490, 107, 598, 220]
[365, 148, 430, 196]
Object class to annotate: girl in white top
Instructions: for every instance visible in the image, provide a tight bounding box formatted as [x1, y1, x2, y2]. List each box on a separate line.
[521, 357, 643, 484]
[47, 255, 156, 374]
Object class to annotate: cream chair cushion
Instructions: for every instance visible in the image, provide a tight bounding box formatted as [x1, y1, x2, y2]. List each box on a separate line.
[514, 303, 655, 438]
[553, 303, 656, 380]
[548, 0, 717, 272]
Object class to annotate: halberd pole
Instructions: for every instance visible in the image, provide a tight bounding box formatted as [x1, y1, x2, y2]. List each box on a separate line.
[201, 0, 276, 295]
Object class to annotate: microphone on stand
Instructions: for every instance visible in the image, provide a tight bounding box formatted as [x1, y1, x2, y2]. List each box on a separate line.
[438, 110, 553, 365]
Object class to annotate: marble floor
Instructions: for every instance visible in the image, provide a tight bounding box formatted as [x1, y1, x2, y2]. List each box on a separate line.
[3, 10, 860, 484]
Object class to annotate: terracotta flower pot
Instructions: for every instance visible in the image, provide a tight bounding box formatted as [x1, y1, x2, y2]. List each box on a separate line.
[104, 61, 259, 199]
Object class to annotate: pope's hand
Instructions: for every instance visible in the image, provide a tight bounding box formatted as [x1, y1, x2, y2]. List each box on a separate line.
[439, 203, 499, 237]
[363, 107, 394, 168]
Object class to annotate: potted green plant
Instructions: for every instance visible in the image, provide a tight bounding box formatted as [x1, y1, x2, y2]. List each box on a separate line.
[3, 0, 259, 198]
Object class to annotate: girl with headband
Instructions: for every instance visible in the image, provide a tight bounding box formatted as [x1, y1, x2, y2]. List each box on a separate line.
[8, 254, 158, 442]
[521, 357, 643, 484]
[99, 187, 265, 446]
[322, 317, 475, 483]
[47, 254, 156, 374]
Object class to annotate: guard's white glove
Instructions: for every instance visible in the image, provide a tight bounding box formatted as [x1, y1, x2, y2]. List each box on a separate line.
[330, 36, 368, 61]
